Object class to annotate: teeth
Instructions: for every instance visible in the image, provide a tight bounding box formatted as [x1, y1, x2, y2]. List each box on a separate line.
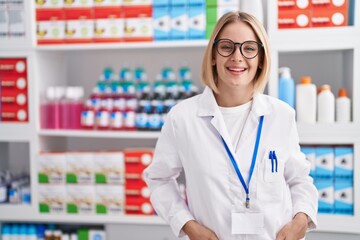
[228, 67, 245, 72]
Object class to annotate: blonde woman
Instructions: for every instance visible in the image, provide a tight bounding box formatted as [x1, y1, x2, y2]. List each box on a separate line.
[144, 11, 318, 240]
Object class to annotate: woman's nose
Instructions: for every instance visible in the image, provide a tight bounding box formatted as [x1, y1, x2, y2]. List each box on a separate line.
[231, 46, 244, 62]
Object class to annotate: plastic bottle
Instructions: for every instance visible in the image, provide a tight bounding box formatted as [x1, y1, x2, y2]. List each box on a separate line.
[81, 100, 95, 130]
[278, 67, 295, 108]
[336, 88, 351, 122]
[296, 76, 317, 124]
[317, 84, 335, 123]
[40, 87, 63, 129]
[63, 87, 84, 130]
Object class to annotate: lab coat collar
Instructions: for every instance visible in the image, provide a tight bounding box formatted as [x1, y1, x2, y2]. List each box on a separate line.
[197, 86, 273, 118]
[197, 86, 273, 153]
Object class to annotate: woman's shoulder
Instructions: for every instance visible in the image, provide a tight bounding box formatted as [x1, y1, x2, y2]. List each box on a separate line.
[259, 94, 295, 116]
[168, 94, 202, 117]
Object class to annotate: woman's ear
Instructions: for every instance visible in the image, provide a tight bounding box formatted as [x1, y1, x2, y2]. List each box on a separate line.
[212, 58, 216, 66]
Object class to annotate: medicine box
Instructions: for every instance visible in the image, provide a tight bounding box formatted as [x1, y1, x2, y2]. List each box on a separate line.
[66, 152, 94, 184]
[93, 151, 125, 184]
[170, 5, 187, 39]
[188, 5, 206, 39]
[38, 184, 66, 214]
[96, 185, 124, 215]
[315, 147, 334, 180]
[334, 147, 353, 180]
[153, 6, 171, 40]
[315, 180, 334, 214]
[66, 185, 95, 214]
[334, 180, 353, 215]
[38, 152, 66, 184]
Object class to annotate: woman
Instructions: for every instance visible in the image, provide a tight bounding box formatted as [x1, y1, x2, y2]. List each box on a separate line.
[144, 11, 318, 240]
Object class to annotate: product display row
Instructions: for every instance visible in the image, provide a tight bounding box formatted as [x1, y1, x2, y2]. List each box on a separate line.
[35, 0, 240, 44]
[278, 0, 355, 28]
[37, 149, 166, 216]
[278, 67, 351, 124]
[40, 64, 198, 131]
[1, 223, 106, 240]
[301, 145, 354, 215]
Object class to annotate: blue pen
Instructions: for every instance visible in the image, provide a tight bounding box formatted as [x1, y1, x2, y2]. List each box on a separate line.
[273, 151, 278, 172]
[269, 151, 274, 173]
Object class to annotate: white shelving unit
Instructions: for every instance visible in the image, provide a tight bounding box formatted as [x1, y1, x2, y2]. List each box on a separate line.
[267, 1, 360, 235]
[1, 0, 360, 235]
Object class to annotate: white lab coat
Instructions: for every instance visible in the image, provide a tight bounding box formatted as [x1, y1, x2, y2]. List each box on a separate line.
[144, 86, 318, 240]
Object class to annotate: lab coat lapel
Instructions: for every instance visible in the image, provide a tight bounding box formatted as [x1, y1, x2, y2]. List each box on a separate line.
[197, 87, 235, 154]
[237, 93, 272, 148]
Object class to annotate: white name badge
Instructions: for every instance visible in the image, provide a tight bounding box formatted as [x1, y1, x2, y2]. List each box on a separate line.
[231, 212, 265, 235]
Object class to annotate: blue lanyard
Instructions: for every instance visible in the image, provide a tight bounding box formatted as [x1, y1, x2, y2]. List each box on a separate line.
[221, 115, 264, 208]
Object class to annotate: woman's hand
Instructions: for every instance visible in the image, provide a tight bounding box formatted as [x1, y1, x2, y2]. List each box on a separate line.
[182, 220, 219, 240]
[275, 212, 308, 240]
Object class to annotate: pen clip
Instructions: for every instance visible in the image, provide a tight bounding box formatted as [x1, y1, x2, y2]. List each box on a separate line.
[273, 151, 278, 173]
[269, 150, 274, 173]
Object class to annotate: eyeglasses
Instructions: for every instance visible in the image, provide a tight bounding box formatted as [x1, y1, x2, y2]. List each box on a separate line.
[213, 39, 263, 59]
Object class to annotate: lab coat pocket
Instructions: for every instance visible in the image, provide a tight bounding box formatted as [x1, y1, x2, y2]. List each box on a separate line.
[263, 149, 284, 182]
[258, 149, 285, 202]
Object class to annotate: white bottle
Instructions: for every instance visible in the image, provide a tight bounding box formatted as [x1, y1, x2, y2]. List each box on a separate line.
[296, 76, 317, 124]
[317, 84, 335, 123]
[336, 88, 351, 122]
[240, 0, 264, 24]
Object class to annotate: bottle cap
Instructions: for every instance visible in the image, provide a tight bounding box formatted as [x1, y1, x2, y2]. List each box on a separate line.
[338, 88, 348, 97]
[318, 84, 331, 94]
[300, 76, 312, 84]
[279, 67, 291, 78]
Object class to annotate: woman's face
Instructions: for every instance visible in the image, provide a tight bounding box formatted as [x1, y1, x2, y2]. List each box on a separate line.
[212, 21, 260, 93]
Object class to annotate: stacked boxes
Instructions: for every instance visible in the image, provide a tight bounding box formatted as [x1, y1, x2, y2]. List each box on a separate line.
[35, 0, 154, 44]
[35, 0, 65, 44]
[152, 0, 206, 40]
[37, 150, 159, 216]
[94, 152, 125, 215]
[38, 151, 125, 215]
[124, 149, 154, 215]
[0, 58, 28, 122]
[278, 0, 354, 29]
[64, 0, 94, 43]
[206, 0, 240, 39]
[93, 0, 123, 43]
[123, 2, 153, 42]
[301, 145, 354, 215]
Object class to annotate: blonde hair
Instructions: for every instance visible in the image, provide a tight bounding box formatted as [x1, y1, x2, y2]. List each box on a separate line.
[201, 11, 271, 94]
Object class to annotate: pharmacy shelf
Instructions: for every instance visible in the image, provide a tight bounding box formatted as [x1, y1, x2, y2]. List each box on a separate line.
[269, 26, 360, 52]
[0, 205, 165, 225]
[316, 215, 360, 234]
[35, 40, 208, 51]
[297, 123, 360, 144]
[0, 123, 34, 141]
[37, 129, 160, 139]
[0, 39, 33, 52]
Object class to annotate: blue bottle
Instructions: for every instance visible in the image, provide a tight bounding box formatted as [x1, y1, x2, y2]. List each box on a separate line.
[278, 67, 295, 108]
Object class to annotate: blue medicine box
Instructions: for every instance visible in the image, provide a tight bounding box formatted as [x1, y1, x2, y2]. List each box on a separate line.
[315, 180, 334, 214]
[315, 147, 334, 180]
[188, 5, 205, 39]
[170, 5, 187, 40]
[334, 147, 353, 180]
[334, 180, 354, 215]
[153, 6, 171, 40]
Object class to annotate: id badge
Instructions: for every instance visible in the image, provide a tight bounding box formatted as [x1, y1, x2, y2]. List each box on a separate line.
[231, 202, 264, 235]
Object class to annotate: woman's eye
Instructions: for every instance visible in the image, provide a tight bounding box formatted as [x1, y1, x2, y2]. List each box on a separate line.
[220, 45, 233, 51]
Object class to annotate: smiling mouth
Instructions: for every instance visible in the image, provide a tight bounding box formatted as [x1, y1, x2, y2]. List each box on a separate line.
[227, 67, 246, 72]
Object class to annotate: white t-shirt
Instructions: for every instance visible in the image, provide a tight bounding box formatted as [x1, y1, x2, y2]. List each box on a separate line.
[219, 100, 252, 150]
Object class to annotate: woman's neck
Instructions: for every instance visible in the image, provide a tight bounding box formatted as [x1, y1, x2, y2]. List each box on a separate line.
[215, 86, 254, 107]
